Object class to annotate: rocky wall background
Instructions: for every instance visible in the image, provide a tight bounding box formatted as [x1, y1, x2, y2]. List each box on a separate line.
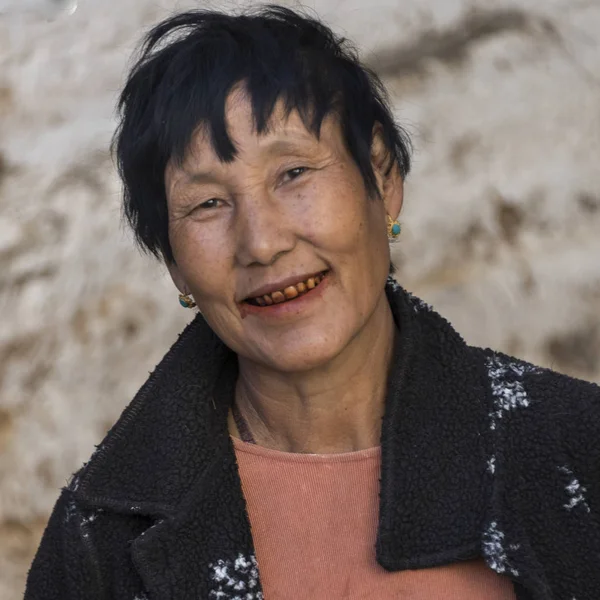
[1, 0, 599, 596]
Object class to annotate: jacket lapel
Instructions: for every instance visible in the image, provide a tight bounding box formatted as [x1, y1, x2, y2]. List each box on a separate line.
[377, 280, 489, 569]
[74, 280, 490, 597]
[130, 437, 261, 599]
[74, 317, 262, 598]
[129, 356, 264, 599]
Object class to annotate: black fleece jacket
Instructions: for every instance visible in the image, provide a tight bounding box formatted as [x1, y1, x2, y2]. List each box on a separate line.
[25, 279, 600, 600]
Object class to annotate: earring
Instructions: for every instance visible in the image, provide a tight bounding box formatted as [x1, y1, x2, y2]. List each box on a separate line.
[178, 293, 197, 309]
[386, 215, 402, 239]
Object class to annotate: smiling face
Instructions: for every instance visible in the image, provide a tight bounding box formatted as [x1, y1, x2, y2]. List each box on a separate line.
[165, 88, 403, 373]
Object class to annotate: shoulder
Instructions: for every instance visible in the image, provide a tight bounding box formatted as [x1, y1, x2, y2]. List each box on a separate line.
[479, 346, 600, 418]
[475, 346, 600, 477]
[25, 484, 98, 599]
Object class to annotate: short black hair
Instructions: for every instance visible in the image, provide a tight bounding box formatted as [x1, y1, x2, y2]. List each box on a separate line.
[114, 5, 412, 263]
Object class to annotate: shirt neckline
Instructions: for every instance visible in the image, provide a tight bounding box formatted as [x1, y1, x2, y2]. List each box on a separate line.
[231, 435, 381, 463]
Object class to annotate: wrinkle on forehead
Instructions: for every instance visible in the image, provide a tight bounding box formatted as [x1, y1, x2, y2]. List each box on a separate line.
[175, 83, 331, 164]
[165, 88, 344, 199]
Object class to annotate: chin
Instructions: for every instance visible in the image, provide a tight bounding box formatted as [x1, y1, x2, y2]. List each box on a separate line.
[263, 352, 338, 374]
[256, 329, 350, 373]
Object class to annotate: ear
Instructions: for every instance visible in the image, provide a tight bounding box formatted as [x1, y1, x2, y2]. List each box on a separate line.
[166, 260, 188, 295]
[371, 123, 404, 220]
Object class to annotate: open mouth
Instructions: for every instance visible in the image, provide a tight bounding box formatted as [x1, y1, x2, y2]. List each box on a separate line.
[245, 271, 329, 307]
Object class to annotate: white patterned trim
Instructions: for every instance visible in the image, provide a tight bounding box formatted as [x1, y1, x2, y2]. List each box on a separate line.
[483, 520, 520, 577]
[209, 553, 263, 599]
[558, 466, 590, 513]
[486, 354, 542, 431]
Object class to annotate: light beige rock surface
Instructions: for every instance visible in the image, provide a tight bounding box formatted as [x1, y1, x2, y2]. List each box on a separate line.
[1, 0, 599, 596]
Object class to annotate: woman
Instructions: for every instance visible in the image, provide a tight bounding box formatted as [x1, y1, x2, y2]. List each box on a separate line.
[25, 6, 600, 600]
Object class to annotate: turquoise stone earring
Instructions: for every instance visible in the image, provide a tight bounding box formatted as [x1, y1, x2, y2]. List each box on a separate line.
[386, 215, 402, 239]
[179, 293, 196, 308]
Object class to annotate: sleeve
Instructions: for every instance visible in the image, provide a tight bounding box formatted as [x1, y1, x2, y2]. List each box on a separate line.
[24, 489, 98, 600]
[564, 379, 600, 519]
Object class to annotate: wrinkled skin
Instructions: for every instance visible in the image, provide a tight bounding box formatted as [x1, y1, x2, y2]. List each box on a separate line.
[165, 87, 403, 452]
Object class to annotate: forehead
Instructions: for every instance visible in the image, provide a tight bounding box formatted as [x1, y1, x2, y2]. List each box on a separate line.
[183, 86, 340, 167]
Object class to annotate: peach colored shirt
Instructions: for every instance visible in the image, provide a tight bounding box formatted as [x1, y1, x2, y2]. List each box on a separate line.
[233, 437, 516, 600]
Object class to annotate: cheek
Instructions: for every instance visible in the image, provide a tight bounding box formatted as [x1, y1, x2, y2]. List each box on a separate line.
[295, 179, 382, 255]
[169, 221, 232, 295]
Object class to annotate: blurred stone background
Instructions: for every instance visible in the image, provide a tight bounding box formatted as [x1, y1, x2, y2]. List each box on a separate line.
[1, 0, 599, 596]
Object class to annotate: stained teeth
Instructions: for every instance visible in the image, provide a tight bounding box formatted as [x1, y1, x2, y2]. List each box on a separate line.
[249, 272, 327, 306]
[284, 286, 299, 300]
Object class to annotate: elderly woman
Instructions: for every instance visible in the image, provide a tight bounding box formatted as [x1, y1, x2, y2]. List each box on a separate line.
[25, 6, 600, 600]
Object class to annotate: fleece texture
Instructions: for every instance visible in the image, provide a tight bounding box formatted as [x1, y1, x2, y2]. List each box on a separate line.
[25, 279, 600, 600]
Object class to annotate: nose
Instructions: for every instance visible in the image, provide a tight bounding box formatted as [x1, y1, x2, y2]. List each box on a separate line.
[234, 189, 296, 267]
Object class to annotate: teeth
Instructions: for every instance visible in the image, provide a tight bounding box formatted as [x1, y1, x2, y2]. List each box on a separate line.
[249, 272, 326, 306]
[283, 286, 299, 300]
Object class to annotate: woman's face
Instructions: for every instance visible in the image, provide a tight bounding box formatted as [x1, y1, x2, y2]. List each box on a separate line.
[165, 89, 403, 372]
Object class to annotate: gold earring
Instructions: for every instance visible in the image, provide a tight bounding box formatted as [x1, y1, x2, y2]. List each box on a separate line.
[386, 215, 402, 239]
[178, 293, 196, 309]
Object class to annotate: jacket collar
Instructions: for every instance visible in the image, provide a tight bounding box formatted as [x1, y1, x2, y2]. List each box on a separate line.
[75, 279, 491, 594]
[376, 279, 490, 569]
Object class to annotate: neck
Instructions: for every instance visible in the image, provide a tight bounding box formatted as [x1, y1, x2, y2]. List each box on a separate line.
[231, 291, 396, 453]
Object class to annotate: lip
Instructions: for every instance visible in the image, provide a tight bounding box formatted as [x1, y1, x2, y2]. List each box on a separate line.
[239, 271, 330, 319]
[240, 270, 327, 302]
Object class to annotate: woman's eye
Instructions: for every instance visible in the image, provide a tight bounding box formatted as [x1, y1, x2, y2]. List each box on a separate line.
[197, 198, 221, 209]
[283, 167, 308, 182]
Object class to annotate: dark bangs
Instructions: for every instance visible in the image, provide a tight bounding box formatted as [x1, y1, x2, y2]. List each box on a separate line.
[113, 5, 412, 263]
